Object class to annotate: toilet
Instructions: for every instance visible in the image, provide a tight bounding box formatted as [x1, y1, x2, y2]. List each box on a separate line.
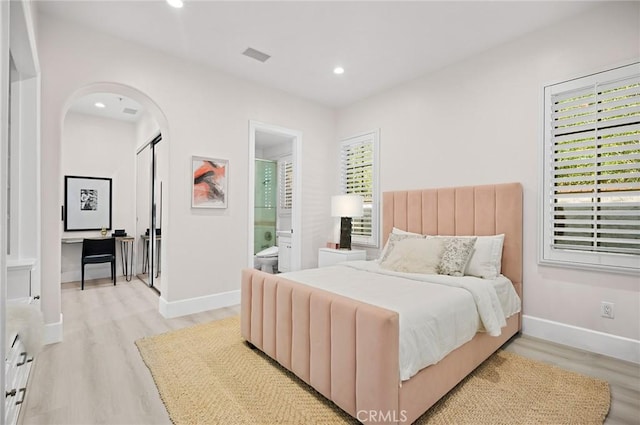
[255, 245, 279, 273]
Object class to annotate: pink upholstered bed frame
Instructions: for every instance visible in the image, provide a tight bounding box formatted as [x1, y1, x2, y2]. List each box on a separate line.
[241, 182, 522, 424]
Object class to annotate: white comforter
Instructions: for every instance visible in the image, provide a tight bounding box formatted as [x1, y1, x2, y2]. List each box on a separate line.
[281, 260, 521, 381]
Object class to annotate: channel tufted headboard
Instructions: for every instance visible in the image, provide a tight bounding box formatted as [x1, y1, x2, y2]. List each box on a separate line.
[382, 183, 523, 297]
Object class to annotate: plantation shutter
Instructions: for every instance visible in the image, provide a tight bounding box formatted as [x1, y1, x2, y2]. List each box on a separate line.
[278, 158, 293, 211]
[340, 136, 374, 243]
[548, 66, 640, 259]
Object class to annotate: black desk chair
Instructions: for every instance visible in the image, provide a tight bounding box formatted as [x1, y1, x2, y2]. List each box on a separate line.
[81, 238, 116, 290]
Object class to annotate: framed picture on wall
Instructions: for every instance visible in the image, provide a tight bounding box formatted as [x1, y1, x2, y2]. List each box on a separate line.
[191, 156, 228, 209]
[64, 175, 112, 231]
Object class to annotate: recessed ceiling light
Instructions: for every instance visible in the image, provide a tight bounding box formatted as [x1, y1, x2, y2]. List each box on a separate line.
[94, 102, 106, 108]
[167, 0, 184, 8]
[333, 67, 345, 75]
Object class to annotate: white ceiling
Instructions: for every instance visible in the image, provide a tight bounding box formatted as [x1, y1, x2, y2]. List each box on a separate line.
[68, 92, 144, 122]
[37, 0, 605, 108]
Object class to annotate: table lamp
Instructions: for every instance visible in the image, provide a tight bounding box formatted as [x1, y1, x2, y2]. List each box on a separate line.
[331, 194, 364, 250]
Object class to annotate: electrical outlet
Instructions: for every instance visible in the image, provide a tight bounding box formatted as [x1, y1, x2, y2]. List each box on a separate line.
[601, 302, 615, 319]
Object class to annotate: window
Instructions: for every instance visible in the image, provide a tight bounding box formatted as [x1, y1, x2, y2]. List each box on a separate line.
[278, 156, 293, 213]
[340, 130, 379, 247]
[541, 62, 640, 273]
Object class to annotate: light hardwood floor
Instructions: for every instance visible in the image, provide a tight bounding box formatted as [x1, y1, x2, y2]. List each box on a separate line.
[20, 278, 640, 425]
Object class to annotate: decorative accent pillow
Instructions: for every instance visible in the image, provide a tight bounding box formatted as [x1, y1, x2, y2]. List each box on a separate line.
[464, 234, 505, 279]
[437, 237, 477, 276]
[380, 237, 445, 274]
[378, 231, 425, 263]
[378, 228, 424, 261]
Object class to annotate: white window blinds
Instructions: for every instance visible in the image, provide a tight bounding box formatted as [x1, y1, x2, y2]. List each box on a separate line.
[542, 63, 640, 272]
[340, 131, 379, 247]
[278, 158, 293, 212]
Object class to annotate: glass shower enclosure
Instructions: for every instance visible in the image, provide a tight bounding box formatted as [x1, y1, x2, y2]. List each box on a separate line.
[254, 159, 277, 254]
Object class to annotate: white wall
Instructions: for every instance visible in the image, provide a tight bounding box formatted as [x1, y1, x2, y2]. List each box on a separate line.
[60, 111, 137, 282]
[135, 110, 159, 151]
[36, 4, 638, 360]
[336, 3, 640, 353]
[37, 13, 334, 325]
[0, 4, 10, 416]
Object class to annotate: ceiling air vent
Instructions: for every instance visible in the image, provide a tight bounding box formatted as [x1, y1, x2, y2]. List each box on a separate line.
[242, 47, 271, 63]
[122, 108, 138, 115]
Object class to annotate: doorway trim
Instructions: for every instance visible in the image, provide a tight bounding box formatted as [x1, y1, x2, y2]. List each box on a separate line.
[248, 121, 302, 272]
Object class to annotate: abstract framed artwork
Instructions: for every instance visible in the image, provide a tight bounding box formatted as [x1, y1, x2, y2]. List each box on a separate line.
[192, 156, 228, 208]
[64, 175, 112, 231]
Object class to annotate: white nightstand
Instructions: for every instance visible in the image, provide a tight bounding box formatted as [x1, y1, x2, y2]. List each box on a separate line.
[318, 248, 367, 267]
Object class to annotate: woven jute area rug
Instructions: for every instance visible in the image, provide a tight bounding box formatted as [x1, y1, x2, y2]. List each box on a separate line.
[136, 316, 610, 424]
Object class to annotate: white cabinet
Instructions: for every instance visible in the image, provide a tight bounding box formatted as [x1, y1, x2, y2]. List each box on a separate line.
[5, 333, 33, 425]
[5, 299, 41, 425]
[6, 261, 38, 424]
[278, 234, 292, 273]
[6, 259, 37, 301]
[318, 248, 366, 267]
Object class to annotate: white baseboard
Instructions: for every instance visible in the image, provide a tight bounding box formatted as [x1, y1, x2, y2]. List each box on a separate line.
[43, 313, 63, 345]
[522, 315, 639, 364]
[159, 290, 240, 319]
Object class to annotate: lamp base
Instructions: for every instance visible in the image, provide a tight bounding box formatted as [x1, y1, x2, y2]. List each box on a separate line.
[339, 217, 352, 250]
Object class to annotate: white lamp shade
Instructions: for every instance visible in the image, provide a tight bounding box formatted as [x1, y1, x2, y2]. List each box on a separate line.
[331, 194, 364, 217]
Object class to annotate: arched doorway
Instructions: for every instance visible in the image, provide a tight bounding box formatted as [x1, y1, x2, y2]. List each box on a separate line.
[60, 83, 169, 296]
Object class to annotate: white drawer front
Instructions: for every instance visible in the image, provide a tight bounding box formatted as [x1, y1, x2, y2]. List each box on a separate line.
[4, 335, 32, 425]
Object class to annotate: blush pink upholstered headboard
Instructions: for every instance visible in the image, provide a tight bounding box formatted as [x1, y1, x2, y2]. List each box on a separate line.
[382, 183, 523, 295]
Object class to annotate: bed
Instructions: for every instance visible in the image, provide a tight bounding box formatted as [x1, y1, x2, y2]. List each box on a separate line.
[241, 182, 522, 424]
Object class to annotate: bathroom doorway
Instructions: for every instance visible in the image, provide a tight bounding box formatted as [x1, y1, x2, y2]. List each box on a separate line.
[248, 121, 302, 273]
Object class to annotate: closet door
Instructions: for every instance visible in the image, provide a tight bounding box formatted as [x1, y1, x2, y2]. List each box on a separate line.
[135, 145, 151, 285]
[150, 136, 164, 287]
[135, 133, 162, 290]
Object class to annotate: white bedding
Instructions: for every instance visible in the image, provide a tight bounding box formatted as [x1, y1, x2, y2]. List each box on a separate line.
[280, 260, 521, 381]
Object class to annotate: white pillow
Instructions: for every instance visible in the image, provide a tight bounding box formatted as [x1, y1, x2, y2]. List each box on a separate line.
[380, 237, 444, 274]
[428, 234, 505, 279]
[464, 234, 505, 279]
[378, 227, 424, 261]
